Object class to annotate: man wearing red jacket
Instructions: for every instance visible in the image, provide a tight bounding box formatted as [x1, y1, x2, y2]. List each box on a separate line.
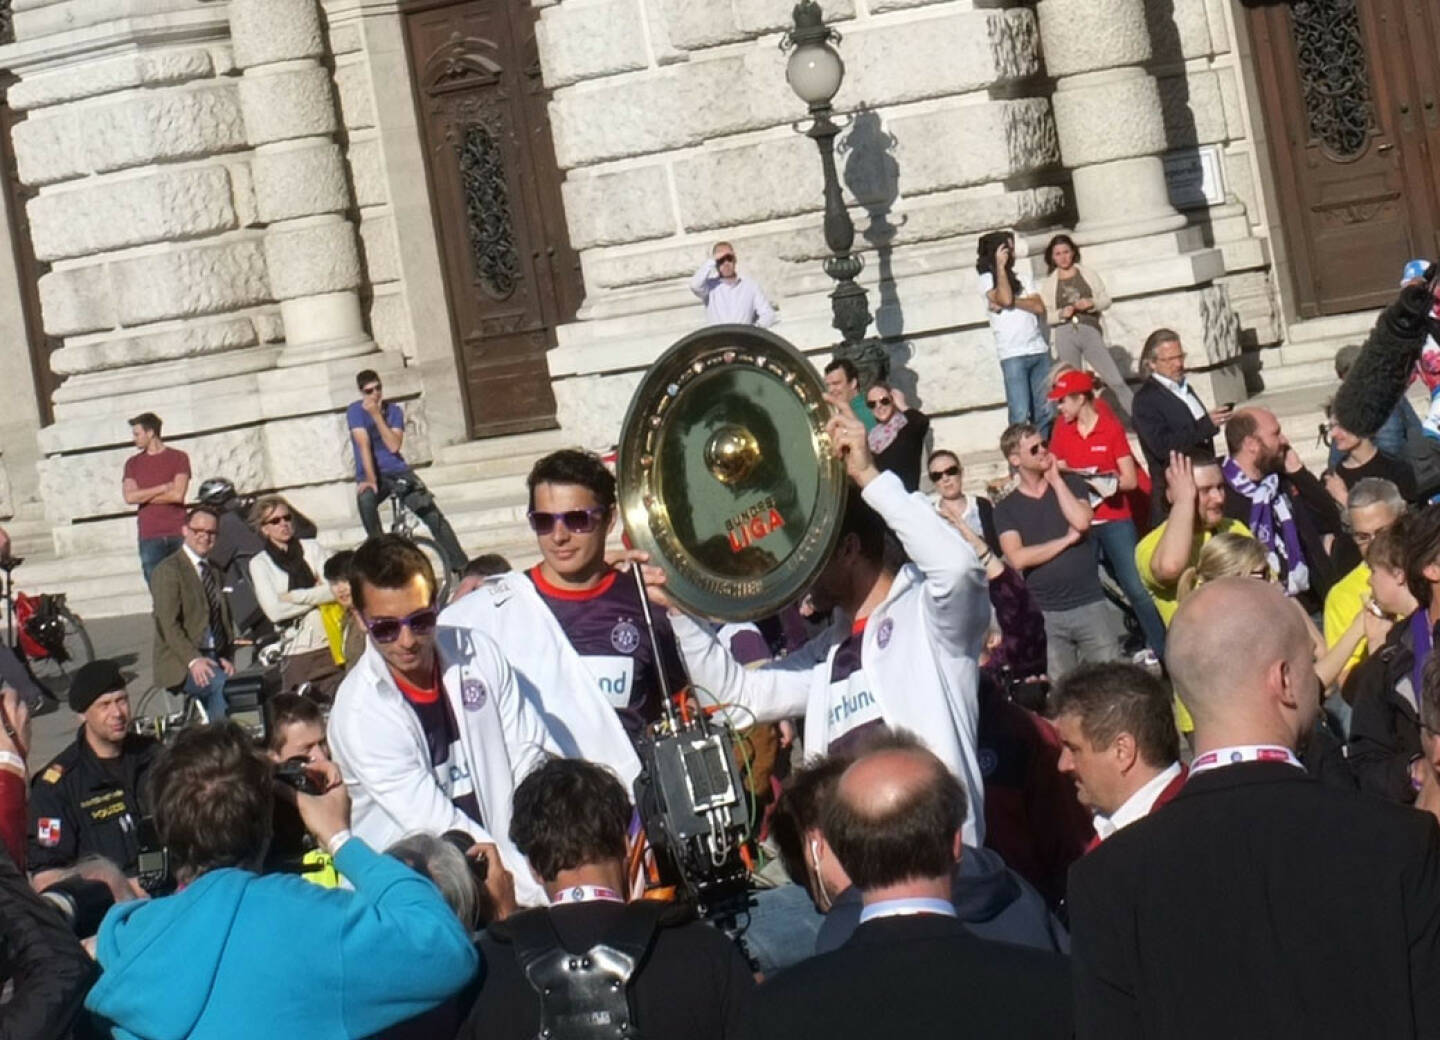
[0, 683, 30, 868]
[1049, 662, 1185, 849]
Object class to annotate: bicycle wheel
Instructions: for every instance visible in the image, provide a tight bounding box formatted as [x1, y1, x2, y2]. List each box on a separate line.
[29, 606, 96, 684]
[411, 537, 454, 607]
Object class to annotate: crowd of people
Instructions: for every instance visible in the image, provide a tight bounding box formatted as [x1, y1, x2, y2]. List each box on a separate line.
[4, 244, 1440, 1038]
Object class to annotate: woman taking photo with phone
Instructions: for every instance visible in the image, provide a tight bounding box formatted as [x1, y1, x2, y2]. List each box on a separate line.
[977, 230, 1052, 435]
[1041, 234, 1133, 413]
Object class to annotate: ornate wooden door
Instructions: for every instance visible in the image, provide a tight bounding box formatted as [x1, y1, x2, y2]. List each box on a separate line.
[404, 0, 583, 437]
[1246, 0, 1440, 317]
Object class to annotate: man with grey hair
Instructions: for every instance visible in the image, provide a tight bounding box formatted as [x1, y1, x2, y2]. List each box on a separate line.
[1324, 476, 1407, 680]
[1069, 577, 1440, 1038]
[1131, 328, 1231, 513]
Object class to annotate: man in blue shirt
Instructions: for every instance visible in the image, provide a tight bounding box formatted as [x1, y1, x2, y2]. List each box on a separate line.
[347, 368, 466, 572]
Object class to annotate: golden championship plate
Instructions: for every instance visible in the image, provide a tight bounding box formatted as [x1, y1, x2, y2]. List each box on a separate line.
[616, 325, 847, 621]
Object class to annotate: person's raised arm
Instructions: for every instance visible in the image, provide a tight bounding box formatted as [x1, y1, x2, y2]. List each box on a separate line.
[1048, 460, 1093, 532]
[690, 258, 718, 301]
[369, 402, 404, 456]
[1148, 452, 1198, 585]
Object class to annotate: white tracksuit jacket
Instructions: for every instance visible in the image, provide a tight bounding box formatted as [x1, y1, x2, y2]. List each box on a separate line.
[670, 469, 992, 843]
[328, 625, 552, 907]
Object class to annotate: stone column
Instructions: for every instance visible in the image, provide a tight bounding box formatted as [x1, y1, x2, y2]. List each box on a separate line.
[229, 0, 374, 367]
[1035, 0, 1187, 243]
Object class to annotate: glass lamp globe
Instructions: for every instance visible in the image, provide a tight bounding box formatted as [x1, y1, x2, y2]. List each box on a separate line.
[785, 40, 844, 107]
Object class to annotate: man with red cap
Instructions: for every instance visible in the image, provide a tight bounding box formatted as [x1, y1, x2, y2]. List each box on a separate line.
[1048, 370, 1165, 667]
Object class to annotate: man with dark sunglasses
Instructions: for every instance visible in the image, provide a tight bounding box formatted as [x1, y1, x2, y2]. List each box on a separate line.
[689, 241, 777, 328]
[328, 534, 553, 912]
[993, 422, 1122, 677]
[443, 450, 683, 790]
[346, 368, 467, 573]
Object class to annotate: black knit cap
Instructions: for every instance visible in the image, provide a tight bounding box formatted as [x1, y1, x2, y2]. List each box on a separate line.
[68, 659, 126, 714]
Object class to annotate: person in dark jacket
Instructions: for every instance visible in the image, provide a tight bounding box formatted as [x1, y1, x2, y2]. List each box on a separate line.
[1346, 508, 1437, 803]
[1220, 407, 1343, 609]
[1131, 329, 1232, 515]
[0, 846, 96, 1040]
[753, 742, 1072, 1040]
[864, 384, 930, 492]
[769, 733, 1070, 956]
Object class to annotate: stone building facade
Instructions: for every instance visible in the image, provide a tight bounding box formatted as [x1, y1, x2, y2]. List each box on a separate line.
[0, 0, 1416, 588]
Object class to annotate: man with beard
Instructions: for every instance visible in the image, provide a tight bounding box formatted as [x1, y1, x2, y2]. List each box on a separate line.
[1220, 408, 1343, 608]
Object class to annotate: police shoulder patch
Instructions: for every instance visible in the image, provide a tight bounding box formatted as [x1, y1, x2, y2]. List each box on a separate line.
[40, 765, 64, 784]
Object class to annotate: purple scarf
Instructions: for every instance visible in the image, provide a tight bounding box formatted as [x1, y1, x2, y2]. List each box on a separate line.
[1220, 458, 1309, 595]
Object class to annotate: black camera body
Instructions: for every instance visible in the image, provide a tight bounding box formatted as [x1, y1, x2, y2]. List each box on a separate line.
[634, 716, 750, 922]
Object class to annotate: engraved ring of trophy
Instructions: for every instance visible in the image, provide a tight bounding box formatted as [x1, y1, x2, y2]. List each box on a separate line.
[616, 325, 847, 622]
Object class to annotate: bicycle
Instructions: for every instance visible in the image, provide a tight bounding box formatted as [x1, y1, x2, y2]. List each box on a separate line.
[384, 474, 455, 606]
[0, 553, 94, 713]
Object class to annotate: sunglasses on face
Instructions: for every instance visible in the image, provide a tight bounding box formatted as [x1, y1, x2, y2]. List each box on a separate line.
[528, 507, 609, 535]
[363, 606, 438, 644]
[717, 254, 736, 264]
[263, 514, 294, 527]
[362, 385, 382, 395]
[929, 465, 961, 481]
[1026, 443, 1047, 457]
[867, 396, 892, 408]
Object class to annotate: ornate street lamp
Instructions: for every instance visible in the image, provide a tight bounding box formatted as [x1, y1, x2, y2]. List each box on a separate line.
[782, 1, 885, 384]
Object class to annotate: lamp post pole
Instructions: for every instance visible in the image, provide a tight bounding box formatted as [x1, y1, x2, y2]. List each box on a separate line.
[784, 1, 886, 387]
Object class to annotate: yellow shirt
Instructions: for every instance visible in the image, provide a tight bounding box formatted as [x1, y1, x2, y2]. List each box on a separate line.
[1134, 517, 1253, 625]
[1324, 562, 1371, 675]
[1134, 516, 1252, 733]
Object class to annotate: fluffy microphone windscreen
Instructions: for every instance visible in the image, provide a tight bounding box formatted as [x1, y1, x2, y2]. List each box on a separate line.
[1332, 284, 1433, 438]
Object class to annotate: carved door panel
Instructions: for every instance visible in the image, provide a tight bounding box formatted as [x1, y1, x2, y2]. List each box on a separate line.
[404, 0, 582, 438]
[1246, 0, 1440, 317]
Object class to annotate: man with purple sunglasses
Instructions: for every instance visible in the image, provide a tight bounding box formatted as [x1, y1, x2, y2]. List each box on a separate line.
[441, 449, 689, 790]
[328, 534, 553, 911]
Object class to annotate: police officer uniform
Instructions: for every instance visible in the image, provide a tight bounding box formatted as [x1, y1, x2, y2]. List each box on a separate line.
[27, 660, 158, 876]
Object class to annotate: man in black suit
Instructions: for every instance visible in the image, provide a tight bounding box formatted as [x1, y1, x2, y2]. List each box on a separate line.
[1069, 577, 1440, 1039]
[1131, 328, 1233, 513]
[752, 742, 1072, 1040]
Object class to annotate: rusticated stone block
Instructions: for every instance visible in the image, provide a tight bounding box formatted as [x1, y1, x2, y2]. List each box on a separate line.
[358, 213, 401, 284]
[13, 84, 248, 186]
[368, 289, 414, 358]
[38, 264, 116, 337]
[537, 0, 649, 88]
[263, 218, 362, 299]
[114, 239, 272, 326]
[346, 134, 389, 208]
[333, 57, 377, 130]
[905, 328, 1007, 411]
[1036, 0, 1150, 78]
[9, 48, 216, 112]
[1147, 0, 1214, 64]
[230, 0, 325, 70]
[49, 317, 261, 377]
[1051, 70, 1167, 166]
[673, 98, 1056, 231]
[561, 165, 674, 248]
[28, 165, 240, 262]
[551, 58, 748, 167]
[327, 20, 365, 56]
[1105, 282, 1239, 366]
[251, 141, 351, 222]
[871, 0, 952, 12]
[1158, 70, 1227, 147]
[658, 0, 746, 50]
[554, 370, 645, 448]
[263, 413, 355, 485]
[238, 64, 338, 146]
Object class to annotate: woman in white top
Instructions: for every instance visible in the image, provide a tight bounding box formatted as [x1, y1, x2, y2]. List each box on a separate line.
[1040, 233, 1133, 412]
[976, 230, 1052, 436]
[248, 494, 343, 698]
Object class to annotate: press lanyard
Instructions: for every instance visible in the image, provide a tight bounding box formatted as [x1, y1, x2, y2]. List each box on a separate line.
[551, 885, 624, 906]
[1189, 745, 1302, 777]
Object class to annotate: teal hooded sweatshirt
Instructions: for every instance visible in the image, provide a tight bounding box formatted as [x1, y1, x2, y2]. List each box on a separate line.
[84, 838, 479, 1040]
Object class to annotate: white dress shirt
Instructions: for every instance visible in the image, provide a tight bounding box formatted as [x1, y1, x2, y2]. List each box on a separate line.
[1150, 372, 1207, 421]
[1092, 761, 1183, 842]
[690, 262, 778, 327]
